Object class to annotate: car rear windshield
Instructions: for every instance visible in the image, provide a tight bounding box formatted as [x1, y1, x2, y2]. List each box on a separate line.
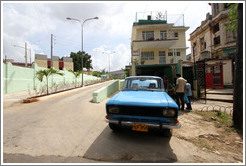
[122, 77, 164, 91]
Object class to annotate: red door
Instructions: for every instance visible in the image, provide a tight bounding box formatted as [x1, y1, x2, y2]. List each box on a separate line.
[205, 64, 224, 89]
[206, 67, 213, 88]
[212, 65, 224, 89]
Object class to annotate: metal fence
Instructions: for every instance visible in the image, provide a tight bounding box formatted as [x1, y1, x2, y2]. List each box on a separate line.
[135, 11, 185, 26]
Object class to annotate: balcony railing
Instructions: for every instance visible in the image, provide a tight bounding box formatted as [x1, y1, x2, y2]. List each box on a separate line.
[134, 11, 185, 27]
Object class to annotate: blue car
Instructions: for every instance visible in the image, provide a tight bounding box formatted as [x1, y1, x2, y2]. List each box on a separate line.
[105, 76, 180, 136]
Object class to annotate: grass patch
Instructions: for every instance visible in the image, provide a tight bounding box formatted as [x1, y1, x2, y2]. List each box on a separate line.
[195, 111, 234, 131]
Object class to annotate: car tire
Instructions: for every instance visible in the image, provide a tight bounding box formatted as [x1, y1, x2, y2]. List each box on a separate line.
[108, 123, 121, 131]
[159, 129, 172, 137]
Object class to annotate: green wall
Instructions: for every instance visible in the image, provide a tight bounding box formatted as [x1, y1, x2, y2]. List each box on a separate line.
[92, 80, 124, 103]
[3, 63, 101, 94]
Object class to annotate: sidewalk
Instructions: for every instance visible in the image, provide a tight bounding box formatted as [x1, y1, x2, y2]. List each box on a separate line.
[3, 91, 33, 108]
[191, 99, 233, 115]
[201, 88, 233, 103]
[3, 80, 114, 108]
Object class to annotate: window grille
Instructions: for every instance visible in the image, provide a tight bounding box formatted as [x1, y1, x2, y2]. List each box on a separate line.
[141, 51, 154, 60]
[160, 30, 167, 40]
[142, 31, 154, 40]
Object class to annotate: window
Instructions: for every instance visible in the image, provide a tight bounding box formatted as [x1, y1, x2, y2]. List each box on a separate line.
[160, 30, 167, 40]
[173, 32, 178, 37]
[213, 23, 220, 33]
[214, 36, 221, 46]
[226, 30, 236, 42]
[200, 37, 206, 51]
[193, 42, 197, 55]
[214, 3, 219, 15]
[159, 51, 166, 64]
[141, 51, 154, 60]
[142, 31, 154, 40]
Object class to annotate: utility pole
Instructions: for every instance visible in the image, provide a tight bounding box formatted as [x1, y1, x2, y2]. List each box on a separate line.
[25, 42, 27, 67]
[51, 34, 53, 68]
[29, 49, 31, 65]
[233, 3, 243, 130]
[108, 53, 110, 75]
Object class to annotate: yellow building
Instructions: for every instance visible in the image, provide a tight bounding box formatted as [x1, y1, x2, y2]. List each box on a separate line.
[34, 54, 74, 71]
[63, 57, 74, 71]
[130, 12, 189, 76]
[35, 54, 47, 68]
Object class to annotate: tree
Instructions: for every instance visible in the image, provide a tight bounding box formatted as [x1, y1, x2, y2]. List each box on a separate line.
[70, 51, 93, 71]
[232, 3, 243, 130]
[112, 74, 120, 79]
[92, 71, 101, 77]
[225, 3, 238, 32]
[68, 70, 82, 87]
[36, 68, 64, 95]
[123, 68, 130, 77]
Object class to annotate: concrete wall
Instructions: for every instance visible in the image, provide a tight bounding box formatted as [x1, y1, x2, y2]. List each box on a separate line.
[3, 62, 101, 94]
[92, 80, 124, 103]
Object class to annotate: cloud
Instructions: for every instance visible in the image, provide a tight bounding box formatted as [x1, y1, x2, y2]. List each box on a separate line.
[91, 43, 131, 72]
[3, 32, 35, 63]
[2, 1, 212, 69]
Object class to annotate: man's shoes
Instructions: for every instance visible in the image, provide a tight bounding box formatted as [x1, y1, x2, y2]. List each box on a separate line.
[186, 108, 192, 112]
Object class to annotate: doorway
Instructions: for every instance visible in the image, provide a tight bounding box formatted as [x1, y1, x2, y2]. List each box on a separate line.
[205, 64, 224, 89]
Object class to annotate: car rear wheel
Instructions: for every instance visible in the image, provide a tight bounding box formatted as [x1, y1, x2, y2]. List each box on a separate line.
[108, 123, 121, 131]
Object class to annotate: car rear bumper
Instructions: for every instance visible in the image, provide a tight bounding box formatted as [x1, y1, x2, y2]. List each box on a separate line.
[105, 118, 181, 129]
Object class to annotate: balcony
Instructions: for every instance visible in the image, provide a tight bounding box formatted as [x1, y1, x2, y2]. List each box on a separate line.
[132, 38, 178, 49]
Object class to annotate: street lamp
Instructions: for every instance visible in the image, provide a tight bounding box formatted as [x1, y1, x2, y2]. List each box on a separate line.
[66, 16, 99, 87]
[102, 51, 116, 77]
[12, 43, 32, 67]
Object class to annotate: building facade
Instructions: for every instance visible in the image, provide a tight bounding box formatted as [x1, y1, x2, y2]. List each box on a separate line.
[189, 3, 236, 87]
[130, 11, 189, 76]
[35, 54, 74, 71]
[189, 3, 237, 61]
[35, 54, 48, 68]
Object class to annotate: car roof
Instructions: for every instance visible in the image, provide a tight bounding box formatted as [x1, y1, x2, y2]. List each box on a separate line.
[125, 76, 162, 79]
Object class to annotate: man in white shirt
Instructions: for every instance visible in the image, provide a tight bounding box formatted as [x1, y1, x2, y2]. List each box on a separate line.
[174, 74, 187, 111]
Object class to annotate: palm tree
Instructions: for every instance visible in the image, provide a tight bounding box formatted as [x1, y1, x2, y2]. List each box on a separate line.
[36, 68, 64, 95]
[68, 70, 83, 87]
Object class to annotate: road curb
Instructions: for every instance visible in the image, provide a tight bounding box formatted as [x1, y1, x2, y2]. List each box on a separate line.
[22, 80, 114, 103]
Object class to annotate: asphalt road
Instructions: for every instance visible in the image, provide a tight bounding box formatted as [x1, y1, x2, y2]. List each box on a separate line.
[3, 81, 180, 163]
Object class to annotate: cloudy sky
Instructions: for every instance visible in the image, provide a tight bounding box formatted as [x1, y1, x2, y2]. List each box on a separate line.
[2, 1, 212, 72]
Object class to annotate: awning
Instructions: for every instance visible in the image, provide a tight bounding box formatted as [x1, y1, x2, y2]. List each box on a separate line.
[136, 63, 177, 69]
[205, 63, 226, 67]
[223, 47, 236, 54]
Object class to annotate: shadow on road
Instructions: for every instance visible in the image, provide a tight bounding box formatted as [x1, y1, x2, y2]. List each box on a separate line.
[84, 126, 177, 163]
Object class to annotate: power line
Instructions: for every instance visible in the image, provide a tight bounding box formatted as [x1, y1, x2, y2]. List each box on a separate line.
[34, 3, 49, 34]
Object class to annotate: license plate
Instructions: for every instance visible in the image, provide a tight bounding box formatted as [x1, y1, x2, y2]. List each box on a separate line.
[132, 123, 148, 132]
